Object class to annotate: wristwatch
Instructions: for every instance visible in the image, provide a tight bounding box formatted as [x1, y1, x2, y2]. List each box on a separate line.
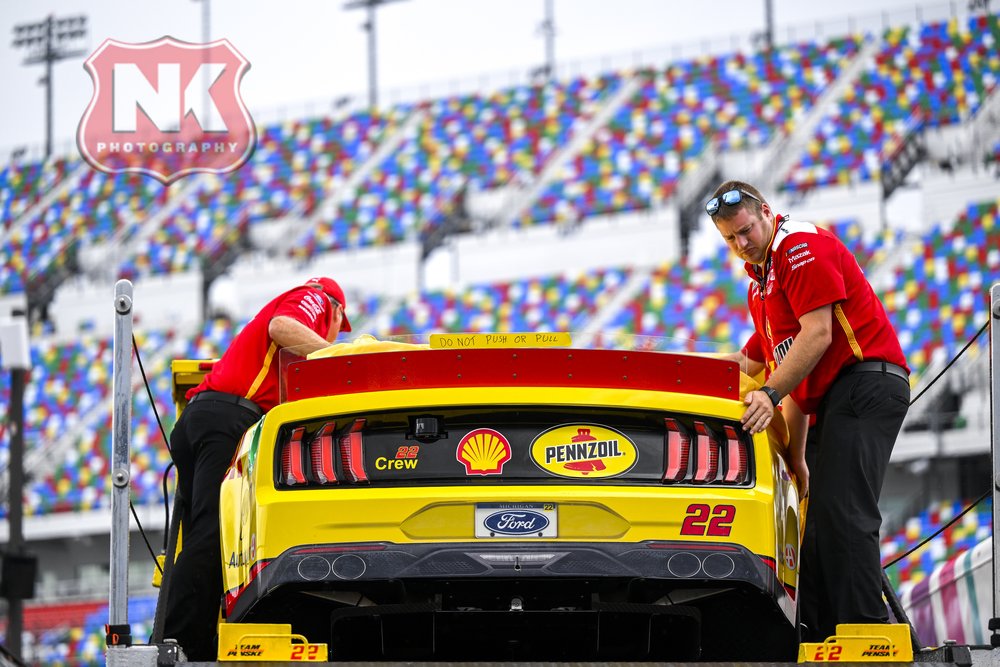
[760, 385, 781, 407]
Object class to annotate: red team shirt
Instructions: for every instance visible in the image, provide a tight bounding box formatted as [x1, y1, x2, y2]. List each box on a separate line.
[741, 216, 908, 415]
[189, 286, 334, 411]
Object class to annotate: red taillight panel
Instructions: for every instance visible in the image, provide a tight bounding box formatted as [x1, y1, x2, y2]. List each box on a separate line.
[280, 427, 308, 486]
[310, 422, 339, 485]
[722, 425, 749, 484]
[339, 418, 368, 483]
[663, 418, 691, 482]
[664, 419, 750, 486]
[692, 421, 720, 483]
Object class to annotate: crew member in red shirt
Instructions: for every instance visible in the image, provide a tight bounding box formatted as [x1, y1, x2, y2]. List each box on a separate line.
[708, 181, 910, 643]
[162, 277, 351, 660]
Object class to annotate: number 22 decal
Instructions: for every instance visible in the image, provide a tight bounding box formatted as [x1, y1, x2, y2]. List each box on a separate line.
[680, 503, 736, 536]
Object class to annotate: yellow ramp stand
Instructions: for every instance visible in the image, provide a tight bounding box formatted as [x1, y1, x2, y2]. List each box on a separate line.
[218, 622, 327, 661]
[798, 623, 914, 662]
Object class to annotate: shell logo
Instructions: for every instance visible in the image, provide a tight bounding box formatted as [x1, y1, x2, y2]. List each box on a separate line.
[456, 428, 512, 475]
[530, 424, 637, 479]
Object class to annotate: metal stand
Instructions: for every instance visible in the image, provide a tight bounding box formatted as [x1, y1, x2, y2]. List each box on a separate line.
[107, 281, 134, 652]
[150, 495, 183, 644]
[991, 282, 1000, 648]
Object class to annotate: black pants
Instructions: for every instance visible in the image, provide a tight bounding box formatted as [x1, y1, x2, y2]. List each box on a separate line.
[798, 370, 909, 642]
[162, 399, 261, 661]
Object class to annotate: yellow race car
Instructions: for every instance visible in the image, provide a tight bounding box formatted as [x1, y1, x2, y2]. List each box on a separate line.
[175, 334, 802, 661]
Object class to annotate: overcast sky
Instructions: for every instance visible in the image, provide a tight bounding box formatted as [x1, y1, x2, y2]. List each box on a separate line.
[0, 0, 961, 158]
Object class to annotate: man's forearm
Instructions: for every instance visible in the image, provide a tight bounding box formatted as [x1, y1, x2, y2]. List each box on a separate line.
[783, 397, 808, 463]
[765, 305, 832, 398]
[268, 316, 332, 355]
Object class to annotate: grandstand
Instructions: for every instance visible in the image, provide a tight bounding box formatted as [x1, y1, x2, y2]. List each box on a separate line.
[1, 2, 1000, 663]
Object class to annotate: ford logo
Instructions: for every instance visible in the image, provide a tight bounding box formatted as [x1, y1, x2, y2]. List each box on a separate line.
[483, 510, 549, 536]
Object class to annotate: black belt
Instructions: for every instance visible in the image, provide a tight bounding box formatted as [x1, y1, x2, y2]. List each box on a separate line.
[189, 390, 263, 418]
[840, 361, 909, 383]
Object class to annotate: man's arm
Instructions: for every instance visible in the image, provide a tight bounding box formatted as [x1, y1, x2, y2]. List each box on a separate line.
[741, 304, 833, 433]
[268, 315, 335, 356]
[718, 350, 766, 378]
[782, 397, 809, 498]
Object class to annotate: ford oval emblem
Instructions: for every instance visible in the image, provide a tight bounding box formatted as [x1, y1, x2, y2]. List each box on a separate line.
[484, 510, 549, 536]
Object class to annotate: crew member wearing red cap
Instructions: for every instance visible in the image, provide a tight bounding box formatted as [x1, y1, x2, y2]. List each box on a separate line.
[708, 181, 909, 644]
[162, 277, 350, 660]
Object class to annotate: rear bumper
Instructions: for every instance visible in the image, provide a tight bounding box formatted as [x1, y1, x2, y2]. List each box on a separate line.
[226, 539, 793, 623]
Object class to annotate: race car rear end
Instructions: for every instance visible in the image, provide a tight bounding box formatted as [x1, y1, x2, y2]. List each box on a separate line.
[207, 336, 802, 661]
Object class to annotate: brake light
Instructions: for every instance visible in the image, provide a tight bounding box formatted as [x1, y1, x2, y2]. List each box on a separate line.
[310, 422, 339, 485]
[280, 427, 308, 486]
[339, 418, 368, 483]
[692, 421, 720, 483]
[663, 418, 691, 482]
[722, 425, 749, 484]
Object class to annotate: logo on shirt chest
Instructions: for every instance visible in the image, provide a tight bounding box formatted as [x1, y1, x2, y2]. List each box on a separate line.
[773, 336, 793, 365]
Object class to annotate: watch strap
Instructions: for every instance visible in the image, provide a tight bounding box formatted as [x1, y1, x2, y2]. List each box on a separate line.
[761, 385, 781, 407]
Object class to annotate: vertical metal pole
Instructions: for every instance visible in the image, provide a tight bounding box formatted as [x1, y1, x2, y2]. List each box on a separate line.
[5, 310, 28, 661]
[44, 15, 53, 161]
[543, 0, 555, 81]
[991, 282, 1000, 631]
[202, 0, 211, 127]
[367, 3, 377, 109]
[763, 0, 774, 50]
[109, 281, 134, 635]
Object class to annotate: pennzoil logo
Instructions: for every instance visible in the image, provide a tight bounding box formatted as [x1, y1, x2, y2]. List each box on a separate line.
[456, 428, 511, 475]
[530, 424, 637, 478]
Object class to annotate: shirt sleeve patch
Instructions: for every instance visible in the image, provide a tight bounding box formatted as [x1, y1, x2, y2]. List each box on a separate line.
[777, 233, 846, 318]
[771, 220, 818, 252]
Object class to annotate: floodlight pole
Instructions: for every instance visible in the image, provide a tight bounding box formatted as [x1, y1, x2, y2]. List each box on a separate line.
[11, 14, 88, 160]
[541, 0, 555, 81]
[44, 18, 53, 160]
[763, 0, 774, 50]
[344, 0, 409, 109]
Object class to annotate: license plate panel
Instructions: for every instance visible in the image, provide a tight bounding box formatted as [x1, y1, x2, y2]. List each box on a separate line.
[475, 503, 558, 538]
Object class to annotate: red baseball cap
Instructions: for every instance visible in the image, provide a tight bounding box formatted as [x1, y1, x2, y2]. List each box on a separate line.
[306, 277, 352, 332]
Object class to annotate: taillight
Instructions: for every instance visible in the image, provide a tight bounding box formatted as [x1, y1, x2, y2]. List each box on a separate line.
[339, 418, 368, 483]
[722, 425, 749, 484]
[692, 421, 720, 483]
[310, 422, 339, 485]
[662, 418, 751, 486]
[663, 418, 691, 482]
[281, 427, 308, 486]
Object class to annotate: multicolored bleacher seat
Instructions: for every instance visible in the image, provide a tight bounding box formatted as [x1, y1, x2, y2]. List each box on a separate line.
[527, 35, 863, 225]
[297, 75, 624, 255]
[881, 497, 993, 592]
[0, 157, 71, 228]
[880, 197, 1000, 375]
[16, 594, 157, 666]
[600, 247, 753, 352]
[375, 267, 629, 336]
[1, 165, 168, 293]
[785, 14, 1000, 190]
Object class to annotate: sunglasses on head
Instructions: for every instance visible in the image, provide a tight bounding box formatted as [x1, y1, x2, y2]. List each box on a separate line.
[705, 189, 761, 216]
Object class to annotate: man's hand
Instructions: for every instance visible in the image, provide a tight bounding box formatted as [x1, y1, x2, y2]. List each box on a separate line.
[741, 390, 775, 434]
